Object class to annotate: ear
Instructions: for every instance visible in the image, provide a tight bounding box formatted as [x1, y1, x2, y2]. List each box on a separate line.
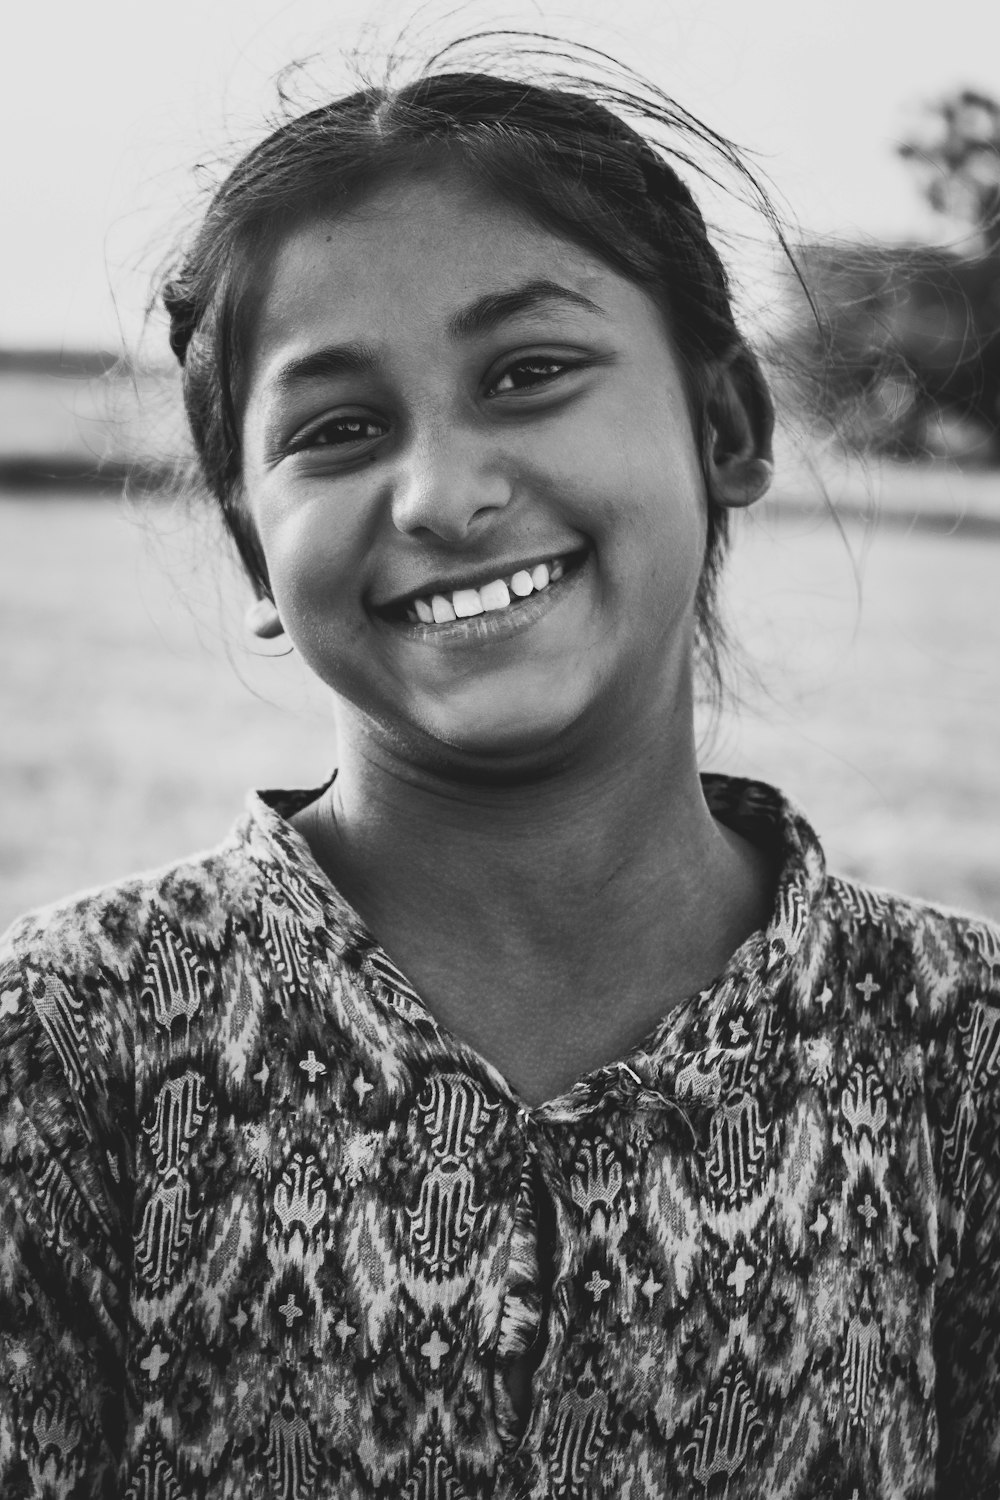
[701, 346, 775, 509]
[244, 595, 285, 639]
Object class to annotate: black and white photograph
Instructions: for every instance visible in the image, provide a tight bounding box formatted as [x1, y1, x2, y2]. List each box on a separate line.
[1, 1, 999, 1494]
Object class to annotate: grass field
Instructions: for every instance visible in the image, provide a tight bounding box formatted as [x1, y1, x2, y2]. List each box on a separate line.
[2, 488, 999, 929]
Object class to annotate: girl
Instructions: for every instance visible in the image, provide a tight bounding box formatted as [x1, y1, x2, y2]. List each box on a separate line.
[2, 43, 998, 1500]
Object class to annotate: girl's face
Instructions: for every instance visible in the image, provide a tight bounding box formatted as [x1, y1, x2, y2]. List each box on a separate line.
[240, 170, 712, 769]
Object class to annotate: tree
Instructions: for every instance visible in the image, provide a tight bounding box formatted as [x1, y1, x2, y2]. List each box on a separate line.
[777, 88, 1000, 462]
[898, 89, 1000, 253]
[788, 241, 1000, 460]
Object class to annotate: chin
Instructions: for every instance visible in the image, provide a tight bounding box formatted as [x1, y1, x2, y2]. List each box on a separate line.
[415, 688, 590, 777]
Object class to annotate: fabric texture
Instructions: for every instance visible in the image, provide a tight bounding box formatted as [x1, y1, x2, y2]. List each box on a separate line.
[0, 774, 998, 1499]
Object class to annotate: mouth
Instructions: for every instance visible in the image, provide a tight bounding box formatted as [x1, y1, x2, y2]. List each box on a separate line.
[374, 548, 589, 628]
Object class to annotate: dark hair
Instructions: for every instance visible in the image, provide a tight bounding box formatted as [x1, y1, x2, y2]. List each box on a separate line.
[162, 38, 784, 700]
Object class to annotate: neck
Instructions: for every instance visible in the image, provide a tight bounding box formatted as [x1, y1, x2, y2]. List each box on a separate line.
[301, 681, 750, 969]
[292, 686, 773, 1102]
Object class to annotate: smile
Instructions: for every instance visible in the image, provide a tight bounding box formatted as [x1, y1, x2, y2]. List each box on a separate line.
[378, 549, 588, 628]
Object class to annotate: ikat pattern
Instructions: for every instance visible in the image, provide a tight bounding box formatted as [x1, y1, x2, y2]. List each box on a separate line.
[1, 776, 999, 1497]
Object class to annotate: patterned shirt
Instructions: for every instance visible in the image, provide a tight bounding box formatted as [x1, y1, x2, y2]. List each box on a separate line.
[1, 774, 999, 1499]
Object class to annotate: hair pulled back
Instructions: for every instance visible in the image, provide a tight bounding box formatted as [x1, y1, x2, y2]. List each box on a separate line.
[162, 40, 780, 699]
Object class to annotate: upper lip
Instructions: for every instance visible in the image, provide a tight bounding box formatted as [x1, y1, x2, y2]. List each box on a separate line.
[370, 546, 586, 614]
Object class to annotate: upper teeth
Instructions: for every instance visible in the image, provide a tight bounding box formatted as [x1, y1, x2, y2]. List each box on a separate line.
[408, 557, 568, 624]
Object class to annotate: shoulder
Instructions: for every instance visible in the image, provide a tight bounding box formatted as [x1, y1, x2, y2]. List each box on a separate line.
[806, 875, 1000, 1141]
[0, 790, 343, 1103]
[0, 820, 286, 1244]
[814, 872, 1000, 1015]
[0, 817, 279, 1109]
[0, 808, 281, 994]
[4, 815, 267, 969]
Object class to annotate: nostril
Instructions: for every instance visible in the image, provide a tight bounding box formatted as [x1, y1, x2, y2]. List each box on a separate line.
[390, 459, 513, 541]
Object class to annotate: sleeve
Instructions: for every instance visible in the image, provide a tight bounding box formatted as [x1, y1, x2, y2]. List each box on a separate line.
[0, 924, 133, 1500]
[931, 924, 1000, 1489]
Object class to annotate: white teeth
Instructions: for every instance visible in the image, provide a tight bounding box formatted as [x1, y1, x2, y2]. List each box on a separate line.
[452, 588, 484, 618]
[480, 579, 511, 611]
[408, 554, 576, 624]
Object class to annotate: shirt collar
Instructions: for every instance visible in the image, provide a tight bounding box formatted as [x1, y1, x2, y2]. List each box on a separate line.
[237, 773, 827, 1115]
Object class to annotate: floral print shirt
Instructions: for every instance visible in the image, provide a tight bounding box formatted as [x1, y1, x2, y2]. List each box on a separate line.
[1, 775, 999, 1499]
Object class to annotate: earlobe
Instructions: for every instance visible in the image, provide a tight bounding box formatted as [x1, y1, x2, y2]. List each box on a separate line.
[709, 454, 775, 509]
[702, 346, 775, 510]
[244, 596, 286, 639]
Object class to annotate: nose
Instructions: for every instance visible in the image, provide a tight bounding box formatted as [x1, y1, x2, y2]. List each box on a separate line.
[390, 429, 513, 544]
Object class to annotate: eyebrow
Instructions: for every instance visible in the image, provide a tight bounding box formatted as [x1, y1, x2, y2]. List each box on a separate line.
[267, 279, 606, 396]
[446, 278, 608, 339]
[269, 342, 380, 396]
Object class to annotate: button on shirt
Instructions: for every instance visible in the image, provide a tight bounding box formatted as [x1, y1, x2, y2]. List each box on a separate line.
[1, 775, 999, 1498]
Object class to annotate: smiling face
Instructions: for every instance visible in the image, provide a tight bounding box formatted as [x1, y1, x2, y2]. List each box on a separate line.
[239, 169, 714, 771]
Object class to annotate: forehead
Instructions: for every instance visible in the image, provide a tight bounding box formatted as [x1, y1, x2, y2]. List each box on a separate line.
[246, 169, 639, 373]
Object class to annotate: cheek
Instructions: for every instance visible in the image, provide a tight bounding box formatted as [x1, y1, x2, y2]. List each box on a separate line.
[599, 420, 707, 568]
[250, 489, 364, 625]
[586, 369, 704, 494]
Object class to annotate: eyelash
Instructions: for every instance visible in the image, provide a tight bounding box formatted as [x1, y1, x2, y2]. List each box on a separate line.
[290, 417, 383, 452]
[489, 356, 574, 394]
[288, 356, 579, 453]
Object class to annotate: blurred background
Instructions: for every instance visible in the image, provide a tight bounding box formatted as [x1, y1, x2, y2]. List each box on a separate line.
[2, 0, 999, 928]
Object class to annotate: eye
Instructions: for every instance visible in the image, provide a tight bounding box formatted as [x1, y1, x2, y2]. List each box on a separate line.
[489, 357, 575, 395]
[289, 415, 385, 453]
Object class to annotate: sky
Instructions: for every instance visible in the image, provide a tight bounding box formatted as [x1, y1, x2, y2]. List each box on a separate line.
[3, 0, 999, 352]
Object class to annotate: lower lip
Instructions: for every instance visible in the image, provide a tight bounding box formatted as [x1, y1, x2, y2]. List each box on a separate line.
[375, 554, 589, 647]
